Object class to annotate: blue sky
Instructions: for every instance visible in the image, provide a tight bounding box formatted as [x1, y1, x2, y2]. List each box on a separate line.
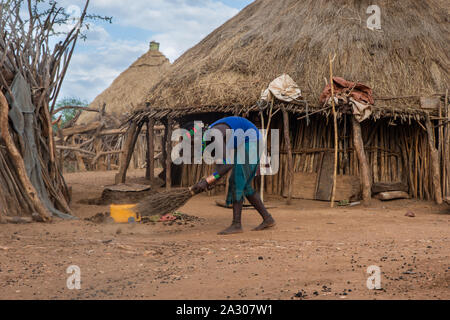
[58, 0, 254, 103]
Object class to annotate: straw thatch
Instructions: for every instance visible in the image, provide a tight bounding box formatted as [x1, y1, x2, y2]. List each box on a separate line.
[146, 0, 449, 117]
[77, 45, 170, 124]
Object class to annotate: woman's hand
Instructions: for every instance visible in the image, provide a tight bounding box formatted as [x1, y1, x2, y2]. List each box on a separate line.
[191, 179, 209, 194]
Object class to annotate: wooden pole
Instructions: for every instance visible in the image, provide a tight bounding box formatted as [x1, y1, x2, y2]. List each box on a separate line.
[94, 139, 105, 171]
[161, 119, 168, 176]
[145, 120, 150, 179]
[259, 102, 274, 202]
[444, 90, 450, 199]
[352, 116, 372, 203]
[57, 122, 64, 172]
[165, 118, 173, 190]
[146, 118, 155, 181]
[75, 151, 87, 172]
[70, 135, 87, 172]
[438, 93, 445, 198]
[115, 122, 140, 184]
[329, 53, 338, 208]
[260, 111, 265, 202]
[425, 113, 443, 204]
[281, 106, 293, 205]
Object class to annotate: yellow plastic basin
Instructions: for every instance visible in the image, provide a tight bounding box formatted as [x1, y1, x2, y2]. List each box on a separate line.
[110, 204, 141, 223]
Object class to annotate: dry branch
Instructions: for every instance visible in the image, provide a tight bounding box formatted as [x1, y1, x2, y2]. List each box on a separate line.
[60, 122, 101, 136]
[91, 150, 123, 166]
[56, 145, 96, 156]
[329, 53, 338, 208]
[0, 0, 102, 219]
[52, 105, 100, 115]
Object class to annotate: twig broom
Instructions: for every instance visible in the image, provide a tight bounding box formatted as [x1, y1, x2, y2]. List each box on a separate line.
[134, 187, 196, 217]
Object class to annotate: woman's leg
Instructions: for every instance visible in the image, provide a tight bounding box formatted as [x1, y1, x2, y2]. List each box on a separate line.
[218, 199, 244, 235]
[246, 192, 276, 231]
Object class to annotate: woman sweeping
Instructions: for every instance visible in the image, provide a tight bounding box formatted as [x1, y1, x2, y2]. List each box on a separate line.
[191, 116, 276, 235]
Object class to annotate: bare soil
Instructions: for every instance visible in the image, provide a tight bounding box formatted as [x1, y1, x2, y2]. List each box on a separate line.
[0, 170, 449, 300]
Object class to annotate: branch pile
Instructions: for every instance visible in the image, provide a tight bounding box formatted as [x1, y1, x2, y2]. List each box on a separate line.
[0, 0, 93, 221]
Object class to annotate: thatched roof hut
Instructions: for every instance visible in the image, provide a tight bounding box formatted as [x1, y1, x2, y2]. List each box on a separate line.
[122, 0, 449, 204]
[77, 41, 170, 125]
[142, 0, 448, 119]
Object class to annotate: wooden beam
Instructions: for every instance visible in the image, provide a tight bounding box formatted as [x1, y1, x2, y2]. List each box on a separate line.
[161, 119, 168, 175]
[98, 128, 126, 136]
[352, 116, 372, 204]
[69, 135, 87, 172]
[281, 106, 293, 205]
[60, 122, 101, 136]
[146, 118, 155, 180]
[96, 125, 165, 137]
[425, 113, 443, 204]
[94, 123, 106, 171]
[56, 145, 96, 156]
[52, 105, 100, 115]
[115, 122, 140, 184]
[75, 151, 87, 172]
[329, 53, 338, 208]
[91, 150, 123, 166]
[165, 119, 173, 190]
[438, 96, 444, 197]
[444, 90, 450, 198]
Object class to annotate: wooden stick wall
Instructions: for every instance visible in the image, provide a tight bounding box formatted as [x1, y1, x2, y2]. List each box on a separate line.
[155, 112, 448, 202]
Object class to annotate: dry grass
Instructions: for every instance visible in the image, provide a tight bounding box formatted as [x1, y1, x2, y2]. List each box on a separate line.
[147, 0, 449, 111]
[77, 49, 170, 124]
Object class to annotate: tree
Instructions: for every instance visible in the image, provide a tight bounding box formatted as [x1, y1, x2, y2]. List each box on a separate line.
[52, 96, 89, 130]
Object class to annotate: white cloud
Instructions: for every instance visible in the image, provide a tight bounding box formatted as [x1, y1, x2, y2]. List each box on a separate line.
[88, 0, 239, 61]
[60, 37, 148, 101]
[58, 0, 242, 102]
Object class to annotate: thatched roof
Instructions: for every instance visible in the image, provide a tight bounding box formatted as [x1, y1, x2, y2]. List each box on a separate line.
[145, 0, 449, 119]
[77, 43, 170, 125]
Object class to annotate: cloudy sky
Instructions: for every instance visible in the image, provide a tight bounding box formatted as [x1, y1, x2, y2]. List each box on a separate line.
[58, 0, 253, 103]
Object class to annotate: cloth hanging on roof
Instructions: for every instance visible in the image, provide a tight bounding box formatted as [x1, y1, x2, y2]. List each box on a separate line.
[349, 98, 372, 123]
[319, 77, 374, 105]
[319, 77, 374, 122]
[260, 74, 302, 103]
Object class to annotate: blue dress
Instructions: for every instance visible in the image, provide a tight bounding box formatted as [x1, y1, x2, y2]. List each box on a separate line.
[210, 117, 261, 205]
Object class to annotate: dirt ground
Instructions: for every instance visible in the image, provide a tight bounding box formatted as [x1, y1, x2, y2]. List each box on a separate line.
[0, 169, 449, 300]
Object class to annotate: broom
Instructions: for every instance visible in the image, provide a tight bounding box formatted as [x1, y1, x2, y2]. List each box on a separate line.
[134, 187, 196, 217]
